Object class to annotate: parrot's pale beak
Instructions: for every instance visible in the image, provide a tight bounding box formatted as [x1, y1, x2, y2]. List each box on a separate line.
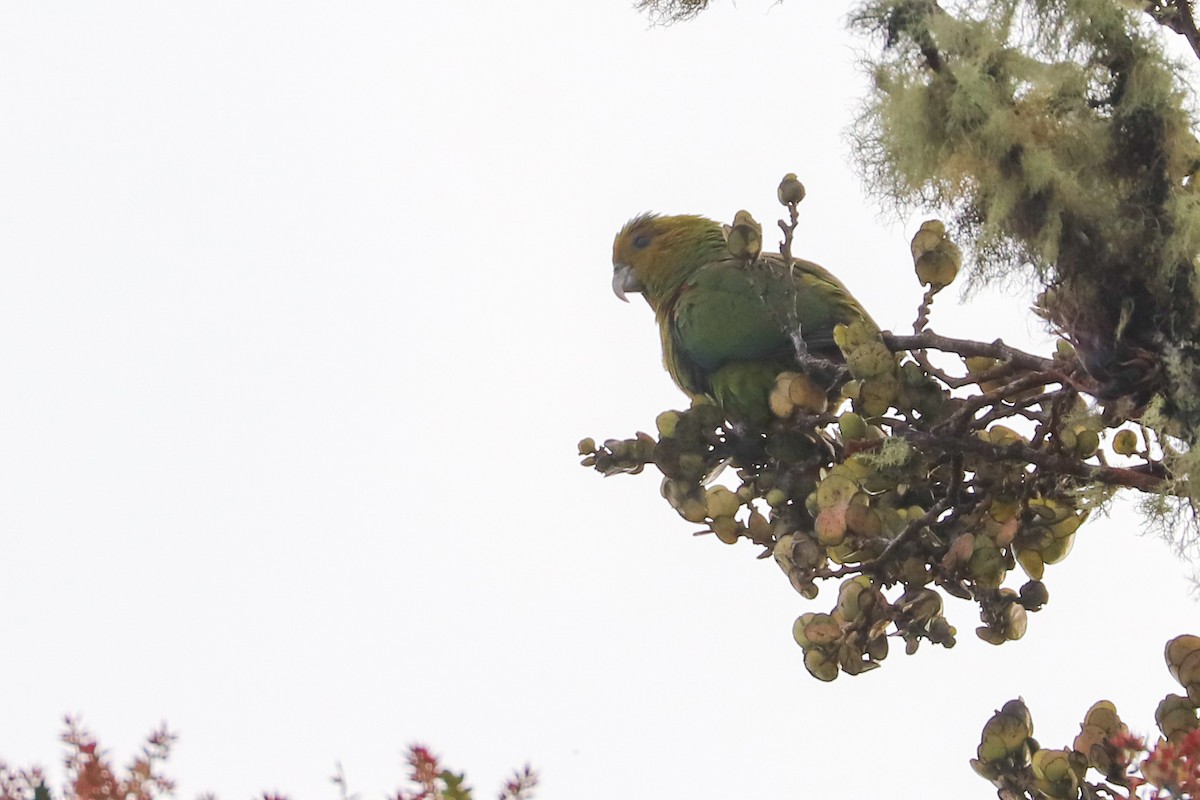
[612, 263, 643, 302]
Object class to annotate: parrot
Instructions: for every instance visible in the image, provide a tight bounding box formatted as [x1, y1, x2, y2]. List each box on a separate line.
[611, 212, 880, 428]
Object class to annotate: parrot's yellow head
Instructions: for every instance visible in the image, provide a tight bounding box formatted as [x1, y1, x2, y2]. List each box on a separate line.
[612, 213, 728, 308]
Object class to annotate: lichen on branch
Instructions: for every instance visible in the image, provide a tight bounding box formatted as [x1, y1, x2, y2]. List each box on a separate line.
[850, 0, 1200, 447]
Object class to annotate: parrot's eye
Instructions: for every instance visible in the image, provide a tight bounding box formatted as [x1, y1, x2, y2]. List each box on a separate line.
[632, 233, 652, 249]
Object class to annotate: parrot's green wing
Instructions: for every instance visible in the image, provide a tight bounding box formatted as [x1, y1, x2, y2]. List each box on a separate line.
[664, 254, 878, 426]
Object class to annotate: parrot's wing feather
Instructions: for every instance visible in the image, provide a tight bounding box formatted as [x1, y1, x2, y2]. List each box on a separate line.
[669, 261, 796, 380]
[649, 243, 879, 424]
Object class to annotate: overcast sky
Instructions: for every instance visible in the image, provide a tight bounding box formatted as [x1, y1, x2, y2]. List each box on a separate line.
[2, 2, 1198, 798]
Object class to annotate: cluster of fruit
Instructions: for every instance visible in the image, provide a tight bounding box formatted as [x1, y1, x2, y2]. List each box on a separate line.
[583, 210, 1158, 679]
[970, 636, 1200, 797]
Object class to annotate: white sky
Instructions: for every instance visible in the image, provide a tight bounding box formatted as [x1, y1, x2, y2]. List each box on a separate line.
[1, 2, 1197, 798]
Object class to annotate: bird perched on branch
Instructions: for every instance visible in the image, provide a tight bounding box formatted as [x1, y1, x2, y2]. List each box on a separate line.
[612, 212, 880, 427]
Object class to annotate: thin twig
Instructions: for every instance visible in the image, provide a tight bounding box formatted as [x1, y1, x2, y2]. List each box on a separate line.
[948, 371, 1061, 430]
[778, 201, 800, 268]
[1147, 0, 1200, 62]
[883, 331, 1062, 374]
[909, 346, 975, 388]
[974, 402, 1050, 428]
[894, 424, 1171, 492]
[914, 285, 937, 333]
[868, 497, 955, 569]
[811, 563, 866, 580]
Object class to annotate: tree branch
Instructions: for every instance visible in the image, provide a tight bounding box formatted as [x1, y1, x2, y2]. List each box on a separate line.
[1147, 0, 1200, 63]
[882, 331, 1061, 374]
[893, 424, 1171, 493]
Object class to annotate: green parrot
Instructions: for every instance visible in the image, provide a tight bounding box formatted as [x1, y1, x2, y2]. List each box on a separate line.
[612, 212, 880, 427]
